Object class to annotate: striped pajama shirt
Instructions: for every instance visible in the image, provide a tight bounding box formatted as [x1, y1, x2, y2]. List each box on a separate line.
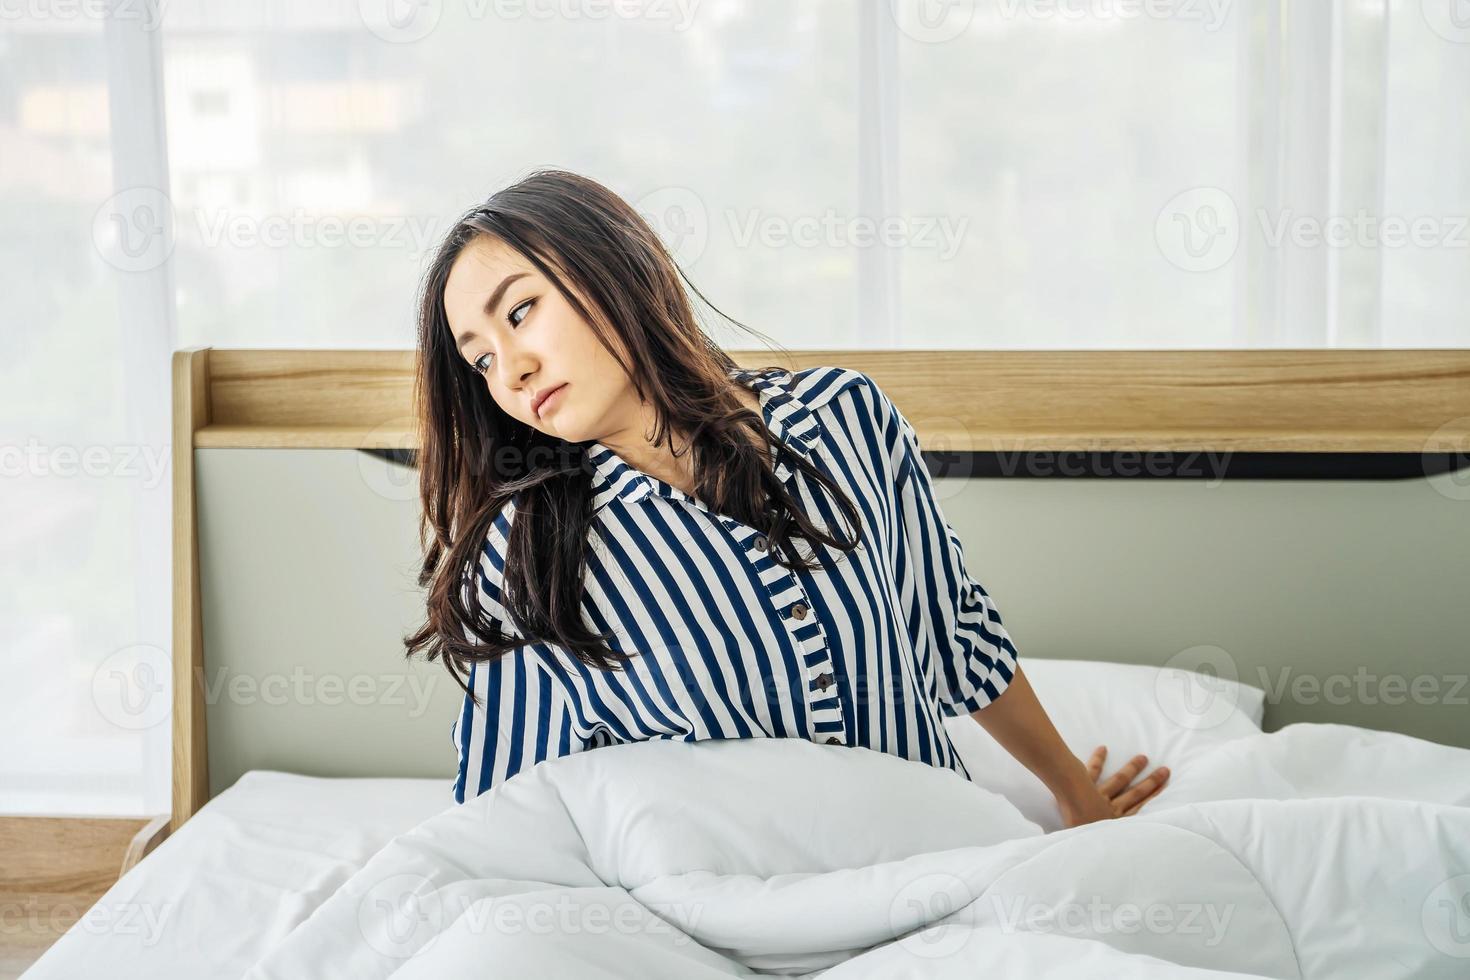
[453, 364, 1019, 803]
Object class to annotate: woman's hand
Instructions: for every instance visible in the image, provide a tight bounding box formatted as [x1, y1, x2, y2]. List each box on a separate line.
[962, 667, 1171, 830]
[1057, 746, 1170, 829]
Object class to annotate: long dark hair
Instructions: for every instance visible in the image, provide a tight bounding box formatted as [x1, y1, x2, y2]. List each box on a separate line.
[403, 169, 864, 705]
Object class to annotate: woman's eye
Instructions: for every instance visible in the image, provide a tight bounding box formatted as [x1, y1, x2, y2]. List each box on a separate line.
[471, 298, 533, 376]
[506, 297, 534, 327]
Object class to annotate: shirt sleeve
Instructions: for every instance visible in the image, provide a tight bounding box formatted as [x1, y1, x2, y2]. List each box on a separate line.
[451, 511, 588, 804]
[872, 377, 1021, 716]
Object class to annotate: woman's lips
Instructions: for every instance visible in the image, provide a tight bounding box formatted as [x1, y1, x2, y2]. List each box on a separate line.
[535, 383, 568, 419]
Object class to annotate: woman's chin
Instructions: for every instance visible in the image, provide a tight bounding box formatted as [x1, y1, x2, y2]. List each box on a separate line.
[540, 413, 582, 441]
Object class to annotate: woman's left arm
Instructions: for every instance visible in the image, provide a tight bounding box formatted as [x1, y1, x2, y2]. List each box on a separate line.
[869, 373, 1170, 828]
[968, 664, 1170, 828]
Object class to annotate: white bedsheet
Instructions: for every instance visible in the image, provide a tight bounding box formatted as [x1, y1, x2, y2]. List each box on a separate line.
[21, 771, 452, 980]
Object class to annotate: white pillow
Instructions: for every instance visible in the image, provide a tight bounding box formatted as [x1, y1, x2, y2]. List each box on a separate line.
[943, 657, 1267, 832]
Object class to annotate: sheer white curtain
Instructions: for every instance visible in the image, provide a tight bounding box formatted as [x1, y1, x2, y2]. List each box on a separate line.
[1, 10, 174, 815]
[896, 0, 1469, 348]
[2, 0, 1465, 815]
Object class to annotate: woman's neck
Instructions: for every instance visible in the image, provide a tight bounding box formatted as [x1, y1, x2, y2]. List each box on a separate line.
[598, 384, 763, 499]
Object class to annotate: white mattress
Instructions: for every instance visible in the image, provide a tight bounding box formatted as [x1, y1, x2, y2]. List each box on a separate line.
[22, 771, 454, 980]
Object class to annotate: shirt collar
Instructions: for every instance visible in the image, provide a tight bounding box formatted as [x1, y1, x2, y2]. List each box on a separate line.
[585, 366, 822, 514]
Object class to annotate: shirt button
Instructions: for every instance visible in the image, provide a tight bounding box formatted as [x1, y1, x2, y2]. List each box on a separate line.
[753, 535, 768, 552]
[825, 736, 842, 745]
[815, 672, 833, 692]
[790, 602, 808, 620]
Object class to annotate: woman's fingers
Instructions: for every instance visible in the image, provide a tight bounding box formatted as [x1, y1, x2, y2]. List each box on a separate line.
[1097, 753, 1150, 798]
[1116, 766, 1171, 815]
[1085, 745, 1107, 782]
[1086, 748, 1172, 816]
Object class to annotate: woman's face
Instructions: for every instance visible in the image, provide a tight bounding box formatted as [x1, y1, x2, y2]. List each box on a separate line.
[443, 235, 636, 446]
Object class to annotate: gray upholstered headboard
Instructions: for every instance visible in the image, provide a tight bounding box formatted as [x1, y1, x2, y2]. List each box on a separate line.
[193, 445, 1470, 799]
[195, 447, 462, 800]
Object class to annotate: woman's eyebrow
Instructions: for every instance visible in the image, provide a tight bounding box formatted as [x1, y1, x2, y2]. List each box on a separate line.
[455, 271, 531, 352]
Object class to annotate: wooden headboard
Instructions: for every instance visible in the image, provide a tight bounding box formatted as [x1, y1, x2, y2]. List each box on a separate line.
[170, 347, 1470, 830]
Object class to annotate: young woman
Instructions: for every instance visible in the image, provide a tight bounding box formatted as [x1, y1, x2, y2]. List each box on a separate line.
[405, 169, 1169, 829]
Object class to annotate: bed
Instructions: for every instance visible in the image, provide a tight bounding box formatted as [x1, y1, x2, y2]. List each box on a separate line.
[19, 348, 1470, 978]
[23, 657, 1470, 978]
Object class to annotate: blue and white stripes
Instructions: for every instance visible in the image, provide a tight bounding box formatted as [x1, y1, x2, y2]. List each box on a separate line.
[452, 365, 1019, 803]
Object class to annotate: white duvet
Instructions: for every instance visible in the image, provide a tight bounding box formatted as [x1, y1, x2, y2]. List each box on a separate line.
[241, 723, 1470, 979]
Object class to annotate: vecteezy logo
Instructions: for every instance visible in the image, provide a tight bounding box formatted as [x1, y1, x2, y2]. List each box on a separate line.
[358, 873, 446, 958]
[889, 0, 976, 44]
[359, 0, 443, 43]
[92, 644, 172, 731]
[1421, 416, 1470, 502]
[1155, 187, 1240, 272]
[632, 186, 709, 268]
[1422, 0, 1470, 44]
[1155, 644, 1242, 731]
[1423, 874, 1470, 958]
[356, 416, 420, 503]
[92, 187, 176, 273]
[887, 871, 976, 958]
